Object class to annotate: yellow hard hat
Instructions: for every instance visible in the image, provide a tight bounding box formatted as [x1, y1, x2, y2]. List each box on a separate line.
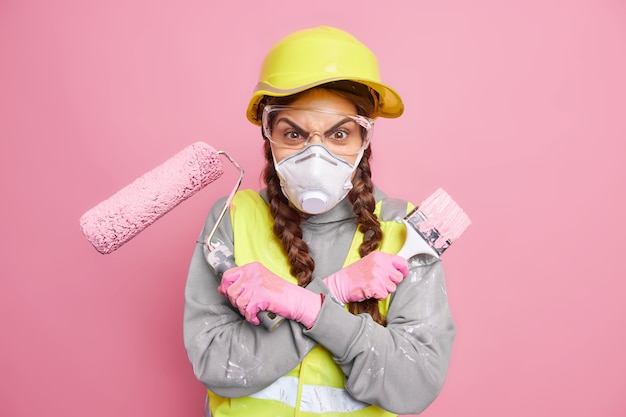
[246, 26, 404, 125]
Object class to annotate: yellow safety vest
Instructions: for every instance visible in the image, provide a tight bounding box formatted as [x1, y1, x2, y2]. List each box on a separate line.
[208, 190, 409, 417]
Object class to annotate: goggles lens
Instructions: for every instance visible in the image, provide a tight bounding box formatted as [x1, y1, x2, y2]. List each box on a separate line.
[262, 105, 374, 157]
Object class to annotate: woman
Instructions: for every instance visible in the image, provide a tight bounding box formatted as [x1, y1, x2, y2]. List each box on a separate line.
[184, 26, 455, 417]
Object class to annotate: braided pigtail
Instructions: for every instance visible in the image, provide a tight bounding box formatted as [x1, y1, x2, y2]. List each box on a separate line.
[262, 141, 316, 287]
[346, 146, 387, 326]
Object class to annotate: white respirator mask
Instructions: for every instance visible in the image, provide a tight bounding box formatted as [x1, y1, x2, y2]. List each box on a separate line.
[273, 144, 363, 214]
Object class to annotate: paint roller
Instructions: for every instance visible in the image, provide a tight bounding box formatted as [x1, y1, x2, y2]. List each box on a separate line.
[79, 142, 238, 254]
[79, 142, 287, 329]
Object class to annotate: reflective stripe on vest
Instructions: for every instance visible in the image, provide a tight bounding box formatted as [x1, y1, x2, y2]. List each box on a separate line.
[207, 190, 410, 417]
[249, 376, 369, 413]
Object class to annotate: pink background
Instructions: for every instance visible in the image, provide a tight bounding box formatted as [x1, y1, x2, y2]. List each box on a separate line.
[1, 1, 625, 416]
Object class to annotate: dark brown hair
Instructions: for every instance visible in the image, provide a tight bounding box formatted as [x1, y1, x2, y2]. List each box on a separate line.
[260, 81, 387, 325]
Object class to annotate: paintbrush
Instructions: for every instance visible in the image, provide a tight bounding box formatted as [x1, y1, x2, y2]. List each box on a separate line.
[396, 188, 471, 260]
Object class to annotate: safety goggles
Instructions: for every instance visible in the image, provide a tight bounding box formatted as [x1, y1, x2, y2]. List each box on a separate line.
[262, 105, 374, 157]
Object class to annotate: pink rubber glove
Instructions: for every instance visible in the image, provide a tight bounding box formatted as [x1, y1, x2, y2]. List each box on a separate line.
[219, 262, 322, 329]
[323, 251, 409, 304]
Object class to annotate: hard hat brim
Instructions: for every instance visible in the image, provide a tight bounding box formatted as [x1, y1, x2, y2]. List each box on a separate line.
[246, 78, 404, 126]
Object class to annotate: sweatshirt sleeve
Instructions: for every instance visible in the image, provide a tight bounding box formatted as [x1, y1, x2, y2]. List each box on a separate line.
[183, 197, 317, 397]
[303, 255, 456, 415]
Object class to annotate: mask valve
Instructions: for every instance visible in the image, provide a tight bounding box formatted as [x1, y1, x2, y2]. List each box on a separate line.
[300, 190, 329, 214]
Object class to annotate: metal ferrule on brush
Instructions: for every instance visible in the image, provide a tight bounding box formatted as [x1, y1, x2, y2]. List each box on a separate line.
[404, 207, 451, 256]
[396, 188, 471, 261]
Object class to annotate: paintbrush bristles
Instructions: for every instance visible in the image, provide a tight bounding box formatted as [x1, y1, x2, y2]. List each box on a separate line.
[417, 188, 472, 243]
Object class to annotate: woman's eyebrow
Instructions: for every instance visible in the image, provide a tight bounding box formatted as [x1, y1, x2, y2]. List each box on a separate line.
[275, 117, 308, 134]
[324, 118, 355, 135]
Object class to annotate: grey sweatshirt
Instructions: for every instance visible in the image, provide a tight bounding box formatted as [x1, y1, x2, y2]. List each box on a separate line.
[183, 188, 455, 415]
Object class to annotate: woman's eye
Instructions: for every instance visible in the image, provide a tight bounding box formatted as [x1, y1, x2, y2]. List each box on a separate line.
[286, 131, 303, 140]
[329, 130, 349, 141]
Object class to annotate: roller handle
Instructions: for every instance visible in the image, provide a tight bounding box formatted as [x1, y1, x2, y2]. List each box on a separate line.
[204, 243, 285, 331]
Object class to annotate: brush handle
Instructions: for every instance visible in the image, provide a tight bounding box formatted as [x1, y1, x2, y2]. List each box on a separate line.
[204, 243, 285, 331]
